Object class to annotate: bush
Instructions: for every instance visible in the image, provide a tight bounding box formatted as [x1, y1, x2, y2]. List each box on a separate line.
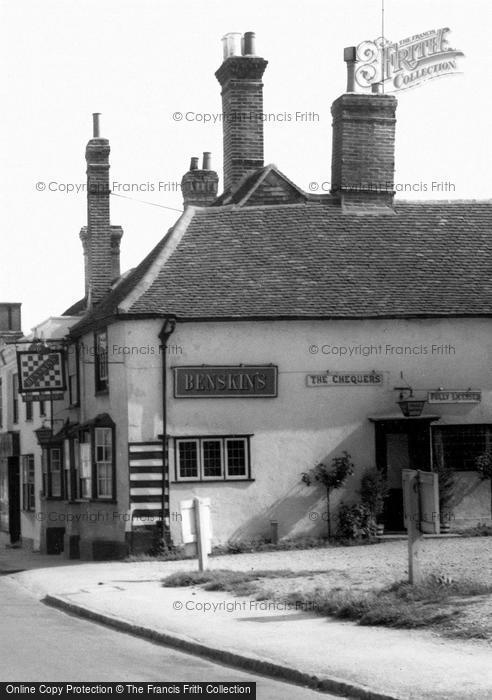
[337, 502, 374, 540]
[359, 467, 388, 519]
[476, 451, 492, 480]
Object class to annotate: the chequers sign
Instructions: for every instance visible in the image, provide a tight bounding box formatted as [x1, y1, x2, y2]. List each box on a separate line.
[17, 351, 66, 393]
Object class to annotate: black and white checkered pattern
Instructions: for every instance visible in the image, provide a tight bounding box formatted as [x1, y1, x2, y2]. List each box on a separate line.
[20, 352, 64, 390]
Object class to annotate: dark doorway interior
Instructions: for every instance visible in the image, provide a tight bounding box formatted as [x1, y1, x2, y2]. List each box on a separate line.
[373, 417, 439, 531]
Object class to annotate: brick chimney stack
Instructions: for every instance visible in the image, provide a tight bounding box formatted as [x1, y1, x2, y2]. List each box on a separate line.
[215, 32, 268, 194]
[79, 113, 123, 307]
[331, 47, 397, 211]
[181, 152, 219, 207]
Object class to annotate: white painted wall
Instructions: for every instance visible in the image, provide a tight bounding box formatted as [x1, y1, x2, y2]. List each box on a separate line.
[156, 317, 492, 544]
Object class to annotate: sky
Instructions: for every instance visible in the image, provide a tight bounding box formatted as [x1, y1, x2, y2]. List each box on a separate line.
[0, 0, 490, 332]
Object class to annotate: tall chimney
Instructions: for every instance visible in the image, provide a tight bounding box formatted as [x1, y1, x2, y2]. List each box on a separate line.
[215, 32, 268, 193]
[80, 114, 123, 306]
[331, 47, 397, 211]
[181, 152, 219, 207]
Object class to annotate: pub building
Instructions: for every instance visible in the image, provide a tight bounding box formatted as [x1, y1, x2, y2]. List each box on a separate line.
[8, 33, 492, 558]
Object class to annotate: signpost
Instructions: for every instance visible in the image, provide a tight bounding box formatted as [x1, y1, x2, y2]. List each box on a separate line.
[180, 497, 212, 571]
[402, 469, 439, 584]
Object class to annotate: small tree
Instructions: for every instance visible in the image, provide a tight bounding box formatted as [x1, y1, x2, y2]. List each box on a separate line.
[302, 451, 354, 538]
[359, 467, 389, 528]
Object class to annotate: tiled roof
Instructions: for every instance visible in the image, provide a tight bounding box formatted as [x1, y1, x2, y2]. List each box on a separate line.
[70, 198, 492, 335]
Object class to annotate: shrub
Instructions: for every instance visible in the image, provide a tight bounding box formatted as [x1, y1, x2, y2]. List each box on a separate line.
[359, 467, 388, 520]
[475, 451, 492, 481]
[337, 502, 374, 540]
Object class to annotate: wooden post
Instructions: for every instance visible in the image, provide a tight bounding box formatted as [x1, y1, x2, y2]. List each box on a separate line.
[194, 497, 208, 572]
[402, 469, 423, 585]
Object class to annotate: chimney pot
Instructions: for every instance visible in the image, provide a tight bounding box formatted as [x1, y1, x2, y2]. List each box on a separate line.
[243, 32, 256, 56]
[190, 157, 199, 171]
[344, 47, 357, 93]
[202, 152, 211, 170]
[222, 32, 242, 60]
[92, 112, 101, 138]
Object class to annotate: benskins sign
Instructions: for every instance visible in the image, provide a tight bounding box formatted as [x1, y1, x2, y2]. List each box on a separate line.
[355, 27, 464, 92]
[173, 365, 278, 398]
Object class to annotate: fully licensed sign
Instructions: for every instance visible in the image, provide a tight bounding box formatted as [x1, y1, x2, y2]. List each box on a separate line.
[306, 371, 384, 387]
[427, 390, 481, 404]
[17, 350, 66, 392]
[174, 365, 277, 398]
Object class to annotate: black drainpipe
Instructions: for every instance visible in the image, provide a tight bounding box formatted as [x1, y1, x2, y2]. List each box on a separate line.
[158, 316, 177, 549]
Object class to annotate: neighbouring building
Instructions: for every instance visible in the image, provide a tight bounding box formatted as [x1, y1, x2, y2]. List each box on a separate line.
[9, 32, 492, 559]
[0, 313, 78, 550]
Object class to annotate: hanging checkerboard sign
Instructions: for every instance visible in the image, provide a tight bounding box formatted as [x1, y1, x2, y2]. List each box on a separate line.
[17, 350, 66, 393]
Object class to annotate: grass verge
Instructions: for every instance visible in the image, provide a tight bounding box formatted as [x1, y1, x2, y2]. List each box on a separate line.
[163, 568, 492, 639]
[285, 576, 492, 631]
[162, 568, 316, 595]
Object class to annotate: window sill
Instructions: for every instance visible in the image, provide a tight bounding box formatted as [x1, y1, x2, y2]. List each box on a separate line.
[95, 389, 109, 397]
[88, 499, 117, 504]
[172, 478, 255, 484]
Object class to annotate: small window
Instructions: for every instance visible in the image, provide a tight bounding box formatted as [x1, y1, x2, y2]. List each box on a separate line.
[39, 400, 46, 417]
[79, 439, 92, 499]
[12, 373, 18, 424]
[225, 438, 248, 479]
[175, 436, 251, 482]
[68, 344, 79, 405]
[22, 454, 35, 511]
[202, 439, 223, 479]
[95, 427, 113, 498]
[95, 329, 108, 392]
[177, 440, 199, 480]
[50, 447, 62, 497]
[41, 448, 48, 496]
[72, 437, 80, 499]
[64, 440, 71, 500]
[25, 398, 33, 422]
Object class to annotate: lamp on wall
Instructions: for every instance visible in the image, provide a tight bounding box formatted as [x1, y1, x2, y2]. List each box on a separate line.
[395, 387, 427, 417]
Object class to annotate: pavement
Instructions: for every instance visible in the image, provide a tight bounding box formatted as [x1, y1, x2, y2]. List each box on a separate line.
[2, 542, 492, 700]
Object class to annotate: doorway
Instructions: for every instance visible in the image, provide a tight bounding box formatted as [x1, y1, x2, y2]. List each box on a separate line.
[8, 456, 20, 544]
[372, 417, 439, 531]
